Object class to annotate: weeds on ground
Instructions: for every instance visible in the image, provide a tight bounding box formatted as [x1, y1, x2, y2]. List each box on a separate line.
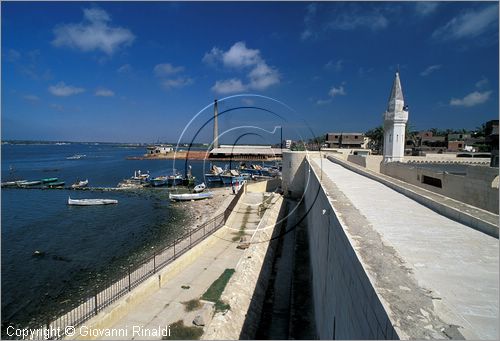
[201, 268, 235, 313]
[182, 299, 202, 312]
[162, 320, 203, 340]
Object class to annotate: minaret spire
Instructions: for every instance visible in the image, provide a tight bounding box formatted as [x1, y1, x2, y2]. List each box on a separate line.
[383, 71, 409, 163]
[387, 71, 404, 112]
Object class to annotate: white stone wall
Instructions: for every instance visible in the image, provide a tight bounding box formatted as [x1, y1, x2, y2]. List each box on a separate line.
[302, 157, 397, 339]
[282, 151, 308, 198]
[381, 162, 499, 214]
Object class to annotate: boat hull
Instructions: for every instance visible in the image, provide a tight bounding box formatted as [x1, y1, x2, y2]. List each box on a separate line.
[169, 192, 213, 201]
[68, 198, 118, 205]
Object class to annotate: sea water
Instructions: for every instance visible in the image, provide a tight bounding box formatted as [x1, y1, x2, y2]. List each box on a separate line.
[0, 143, 211, 332]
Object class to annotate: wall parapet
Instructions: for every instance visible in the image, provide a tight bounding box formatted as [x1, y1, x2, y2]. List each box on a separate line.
[329, 155, 498, 238]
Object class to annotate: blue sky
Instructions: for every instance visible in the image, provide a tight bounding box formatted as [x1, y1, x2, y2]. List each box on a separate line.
[2, 1, 499, 143]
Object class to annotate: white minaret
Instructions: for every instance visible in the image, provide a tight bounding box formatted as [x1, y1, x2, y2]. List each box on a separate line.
[383, 71, 409, 162]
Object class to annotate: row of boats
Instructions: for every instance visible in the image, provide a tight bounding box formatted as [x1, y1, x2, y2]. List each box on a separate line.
[204, 163, 281, 185]
[1, 177, 89, 189]
[117, 170, 195, 189]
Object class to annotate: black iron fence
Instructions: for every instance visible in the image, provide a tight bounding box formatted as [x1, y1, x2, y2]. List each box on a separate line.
[39, 189, 243, 340]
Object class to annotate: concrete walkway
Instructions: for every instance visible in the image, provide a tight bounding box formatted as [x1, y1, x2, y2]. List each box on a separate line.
[312, 157, 499, 339]
[97, 192, 269, 340]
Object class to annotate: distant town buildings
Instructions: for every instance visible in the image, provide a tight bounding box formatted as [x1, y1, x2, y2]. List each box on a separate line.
[283, 139, 292, 149]
[324, 133, 365, 149]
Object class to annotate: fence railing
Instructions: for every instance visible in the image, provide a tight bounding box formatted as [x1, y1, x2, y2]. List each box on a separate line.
[41, 189, 244, 340]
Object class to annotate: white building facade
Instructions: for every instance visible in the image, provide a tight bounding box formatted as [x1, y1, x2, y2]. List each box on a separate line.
[383, 71, 409, 162]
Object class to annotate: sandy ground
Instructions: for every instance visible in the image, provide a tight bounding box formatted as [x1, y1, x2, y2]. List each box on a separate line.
[171, 187, 235, 230]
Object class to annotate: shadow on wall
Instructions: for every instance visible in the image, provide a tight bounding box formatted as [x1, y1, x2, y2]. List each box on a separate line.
[238, 201, 287, 339]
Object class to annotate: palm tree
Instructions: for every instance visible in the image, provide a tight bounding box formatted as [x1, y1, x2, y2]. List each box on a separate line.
[365, 126, 384, 153]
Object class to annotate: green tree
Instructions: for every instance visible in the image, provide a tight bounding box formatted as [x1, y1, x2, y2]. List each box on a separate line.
[365, 126, 384, 153]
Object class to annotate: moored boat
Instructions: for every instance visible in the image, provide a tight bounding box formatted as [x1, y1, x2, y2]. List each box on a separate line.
[1, 181, 22, 187]
[169, 192, 213, 201]
[17, 180, 42, 187]
[46, 181, 65, 188]
[71, 179, 89, 189]
[193, 182, 206, 193]
[149, 176, 168, 187]
[41, 177, 59, 183]
[66, 154, 86, 160]
[68, 197, 118, 206]
[204, 165, 224, 184]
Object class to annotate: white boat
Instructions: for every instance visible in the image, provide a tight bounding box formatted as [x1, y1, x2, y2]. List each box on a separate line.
[66, 154, 86, 160]
[71, 179, 89, 189]
[1, 181, 21, 187]
[193, 182, 206, 193]
[68, 197, 118, 206]
[169, 192, 213, 201]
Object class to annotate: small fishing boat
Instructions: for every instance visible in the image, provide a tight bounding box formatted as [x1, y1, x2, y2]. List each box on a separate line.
[68, 197, 118, 206]
[1, 181, 21, 187]
[66, 154, 86, 160]
[46, 181, 65, 188]
[117, 179, 144, 189]
[169, 192, 213, 201]
[193, 182, 206, 193]
[205, 165, 224, 184]
[220, 170, 246, 186]
[71, 179, 89, 189]
[149, 176, 168, 187]
[132, 170, 150, 181]
[17, 180, 42, 187]
[41, 177, 59, 183]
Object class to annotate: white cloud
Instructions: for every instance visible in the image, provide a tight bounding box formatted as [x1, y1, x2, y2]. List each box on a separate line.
[301, 3, 318, 40]
[212, 79, 247, 94]
[326, 11, 388, 31]
[95, 88, 115, 97]
[329, 85, 346, 97]
[23, 94, 40, 101]
[222, 42, 261, 68]
[154, 63, 184, 77]
[475, 77, 489, 88]
[248, 62, 280, 90]
[301, 3, 390, 41]
[325, 59, 343, 72]
[161, 77, 193, 90]
[52, 7, 135, 55]
[316, 99, 332, 105]
[202, 47, 223, 66]
[50, 103, 64, 112]
[415, 2, 439, 16]
[205, 41, 280, 93]
[432, 5, 498, 41]
[420, 64, 442, 76]
[48, 82, 85, 96]
[6, 49, 21, 62]
[450, 90, 492, 107]
[117, 64, 132, 74]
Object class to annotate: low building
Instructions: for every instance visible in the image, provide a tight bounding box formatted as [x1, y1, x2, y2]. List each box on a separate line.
[325, 132, 364, 148]
[448, 140, 467, 152]
[146, 145, 172, 155]
[417, 131, 446, 146]
[283, 139, 292, 149]
[448, 133, 471, 141]
[209, 145, 283, 160]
